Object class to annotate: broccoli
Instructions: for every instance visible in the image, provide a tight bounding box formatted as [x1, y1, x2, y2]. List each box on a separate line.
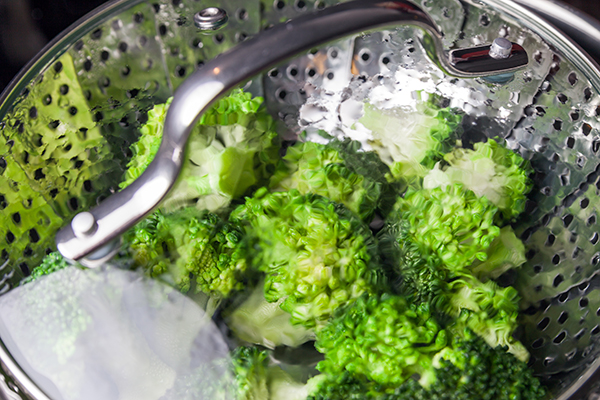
[470, 225, 526, 281]
[315, 293, 448, 392]
[391, 184, 500, 271]
[441, 274, 528, 362]
[313, 293, 544, 400]
[358, 99, 462, 179]
[230, 188, 386, 330]
[22, 252, 75, 284]
[423, 139, 532, 223]
[269, 139, 401, 221]
[385, 327, 546, 400]
[381, 192, 528, 361]
[120, 89, 281, 212]
[124, 207, 249, 297]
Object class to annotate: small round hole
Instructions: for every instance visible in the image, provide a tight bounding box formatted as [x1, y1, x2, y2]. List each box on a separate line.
[580, 297, 589, 308]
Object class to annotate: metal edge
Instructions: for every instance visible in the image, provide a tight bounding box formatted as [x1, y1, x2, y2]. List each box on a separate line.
[0, 1, 147, 398]
[513, 0, 600, 63]
[483, 1, 600, 399]
[0, 0, 145, 118]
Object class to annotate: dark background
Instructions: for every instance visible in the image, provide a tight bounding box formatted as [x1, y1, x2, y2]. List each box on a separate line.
[0, 0, 598, 94]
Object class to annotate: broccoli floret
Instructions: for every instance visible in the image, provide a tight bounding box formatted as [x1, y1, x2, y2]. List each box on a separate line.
[380, 200, 528, 361]
[124, 207, 249, 297]
[22, 252, 75, 284]
[315, 293, 448, 392]
[386, 328, 546, 400]
[269, 139, 400, 221]
[442, 274, 528, 362]
[230, 189, 386, 330]
[358, 99, 462, 179]
[313, 293, 543, 400]
[120, 89, 281, 212]
[230, 346, 270, 400]
[392, 184, 500, 271]
[423, 139, 532, 223]
[470, 226, 526, 281]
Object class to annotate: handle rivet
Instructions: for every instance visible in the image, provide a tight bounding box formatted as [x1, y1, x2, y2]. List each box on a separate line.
[489, 37, 512, 59]
[72, 212, 97, 237]
[194, 7, 228, 30]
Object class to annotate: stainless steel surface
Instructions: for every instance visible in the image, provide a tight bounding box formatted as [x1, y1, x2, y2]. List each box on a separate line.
[1, 0, 600, 398]
[54, 0, 529, 264]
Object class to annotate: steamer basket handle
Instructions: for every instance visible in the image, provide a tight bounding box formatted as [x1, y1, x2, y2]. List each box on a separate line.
[56, 0, 528, 265]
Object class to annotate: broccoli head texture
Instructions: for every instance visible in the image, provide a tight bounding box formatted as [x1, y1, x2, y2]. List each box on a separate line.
[120, 89, 280, 212]
[423, 139, 532, 223]
[385, 328, 546, 400]
[124, 207, 249, 297]
[359, 99, 462, 179]
[230, 189, 386, 329]
[269, 139, 401, 221]
[315, 293, 448, 391]
[443, 274, 528, 362]
[392, 184, 500, 271]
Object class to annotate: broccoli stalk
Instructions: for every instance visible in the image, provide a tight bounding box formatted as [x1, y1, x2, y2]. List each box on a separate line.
[226, 281, 315, 349]
[120, 89, 281, 212]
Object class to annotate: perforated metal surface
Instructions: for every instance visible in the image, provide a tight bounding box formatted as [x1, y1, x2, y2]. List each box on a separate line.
[2, 0, 600, 399]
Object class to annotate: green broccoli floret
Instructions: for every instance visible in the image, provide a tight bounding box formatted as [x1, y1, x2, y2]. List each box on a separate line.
[358, 99, 462, 179]
[124, 207, 249, 296]
[120, 89, 281, 212]
[392, 184, 500, 271]
[230, 189, 386, 330]
[423, 139, 532, 223]
[22, 252, 75, 284]
[470, 225, 526, 281]
[269, 139, 400, 221]
[313, 293, 544, 400]
[315, 293, 448, 392]
[442, 274, 528, 362]
[380, 199, 528, 361]
[386, 327, 546, 400]
[230, 346, 270, 400]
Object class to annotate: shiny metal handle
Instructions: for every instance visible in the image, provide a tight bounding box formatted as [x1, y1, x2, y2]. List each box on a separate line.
[56, 0, 529, 264]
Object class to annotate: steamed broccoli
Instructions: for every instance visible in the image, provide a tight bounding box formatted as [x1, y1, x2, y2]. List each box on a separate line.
[269, 139, 400, 221]
[470, 225, 527, 281]
[120, 89, 280, 212]
[423, 139, 532, 222]
[391, 184, 500, 271]
[315, 293, 448, 392]
[386, 327, 546, 400]
[358, 99, 462, 179]
[313, 294, 544, 400]
[229, 189, 386, 330]
[124, 207, 249, 296]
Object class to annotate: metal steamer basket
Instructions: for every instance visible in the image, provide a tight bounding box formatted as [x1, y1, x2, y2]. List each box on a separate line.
[2, 0, 600, 398]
